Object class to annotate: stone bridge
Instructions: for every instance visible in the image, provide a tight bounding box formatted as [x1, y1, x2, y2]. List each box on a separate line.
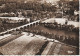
[0, 20, 40, 35]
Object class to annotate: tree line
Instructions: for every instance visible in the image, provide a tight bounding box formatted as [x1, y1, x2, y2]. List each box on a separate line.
[0, 1, 57, 13]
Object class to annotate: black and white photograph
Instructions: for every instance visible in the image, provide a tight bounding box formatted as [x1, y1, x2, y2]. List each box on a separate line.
[0, 0, 79, 55]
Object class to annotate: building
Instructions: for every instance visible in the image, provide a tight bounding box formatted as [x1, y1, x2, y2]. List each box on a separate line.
[0, 17, 26, 23]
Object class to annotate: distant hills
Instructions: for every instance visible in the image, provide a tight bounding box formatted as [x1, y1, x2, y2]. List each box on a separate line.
[0, 0, 60, 3]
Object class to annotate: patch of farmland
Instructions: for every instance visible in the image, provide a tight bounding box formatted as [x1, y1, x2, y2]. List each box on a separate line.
[0, 32, 46, 55]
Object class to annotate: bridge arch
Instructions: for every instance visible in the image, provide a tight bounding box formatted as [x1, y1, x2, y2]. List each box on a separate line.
[30, 24, 33, 27]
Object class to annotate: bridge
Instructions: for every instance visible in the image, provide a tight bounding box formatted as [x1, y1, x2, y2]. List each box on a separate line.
[0, 20, 40, 35]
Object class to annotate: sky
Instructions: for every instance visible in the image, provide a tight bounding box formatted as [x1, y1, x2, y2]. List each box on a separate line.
[42, 0, 60, 4]
[45, 0, 60, 2]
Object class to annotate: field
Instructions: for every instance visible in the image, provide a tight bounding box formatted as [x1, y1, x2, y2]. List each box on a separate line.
[0, 32, 78, 55]
[42, 18, 79, 27]
[42, 42, 78, 55]
[0, 32, 47, 55]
